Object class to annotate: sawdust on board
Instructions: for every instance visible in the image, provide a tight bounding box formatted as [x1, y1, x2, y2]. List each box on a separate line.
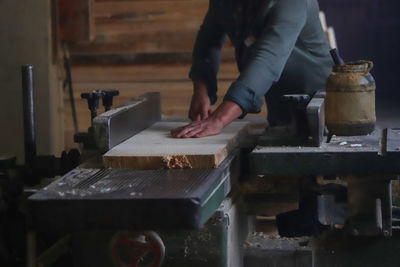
[162, 155, 193, 169]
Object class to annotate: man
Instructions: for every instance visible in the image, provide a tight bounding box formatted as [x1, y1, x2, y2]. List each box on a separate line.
[171, 0, 333, 138]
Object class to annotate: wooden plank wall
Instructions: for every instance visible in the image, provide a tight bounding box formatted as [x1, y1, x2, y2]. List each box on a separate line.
[69, 0, 234, 55]
[64, 0, 258, 150]
[58, 0, 94, 42]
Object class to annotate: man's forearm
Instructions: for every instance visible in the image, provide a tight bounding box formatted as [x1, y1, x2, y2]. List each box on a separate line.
[193, 80, 207, 93]
[209, 100, 243, 127]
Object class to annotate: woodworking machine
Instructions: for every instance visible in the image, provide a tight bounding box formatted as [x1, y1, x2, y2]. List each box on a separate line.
[21, 70, 400, 267]
[27, 92, 250, 267]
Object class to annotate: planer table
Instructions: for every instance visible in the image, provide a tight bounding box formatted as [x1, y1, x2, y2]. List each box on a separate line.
[28, 152, 240, 233]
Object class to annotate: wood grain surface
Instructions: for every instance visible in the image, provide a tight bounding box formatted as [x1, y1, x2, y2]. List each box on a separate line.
[103, 121, 249, 169]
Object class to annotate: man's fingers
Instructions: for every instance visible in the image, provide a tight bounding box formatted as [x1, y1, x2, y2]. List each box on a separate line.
[171, 118, 223, 139]
[193, 126, 221, 138]
[182, 127, 203, 138]
[200, 108, 209, 120]
[189, 111, 201, 122]
[171, 124, 193, 137]
[171, 125, 186, 136]
[170, 128, 178, 136]
[171, 129, 182, 137]
[176, 124, 201, 138]
[177, 126, 200, 138]
[194, 130, 219, 138]
[194, 129, 209, 138]
[184, 124, 208, 138]
[172, 121, 201, 133]
[189, 105, 203, 121]
[171, 126, 184, 133]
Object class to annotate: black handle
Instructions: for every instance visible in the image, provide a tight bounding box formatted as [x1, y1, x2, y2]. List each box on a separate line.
[102, 90, 120, 111]
[81, 91, 103, 121]
[330, 48, 345, 66]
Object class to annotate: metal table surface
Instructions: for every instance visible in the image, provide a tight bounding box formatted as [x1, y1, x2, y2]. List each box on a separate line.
[248, 128, 400, 176]
[28, 153, 240, 233]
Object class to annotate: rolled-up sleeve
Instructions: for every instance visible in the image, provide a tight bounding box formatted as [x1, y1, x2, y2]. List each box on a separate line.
[189, 1, 227, 105]
[224, 0, 308, 115]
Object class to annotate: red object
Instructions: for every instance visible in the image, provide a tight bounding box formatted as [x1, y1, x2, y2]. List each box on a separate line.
[111, 231, 165, 267]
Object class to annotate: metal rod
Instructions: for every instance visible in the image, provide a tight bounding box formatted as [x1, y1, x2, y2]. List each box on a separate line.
[26, 231, 36, 267]
[36, 235, 71, 267]
[62, 42, 79, 134]
[22, 65, 37, 164]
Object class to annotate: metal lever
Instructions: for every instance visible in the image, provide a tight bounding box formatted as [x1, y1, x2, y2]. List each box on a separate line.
[102, 90, 120, 111]
[81, 91, 103, 121]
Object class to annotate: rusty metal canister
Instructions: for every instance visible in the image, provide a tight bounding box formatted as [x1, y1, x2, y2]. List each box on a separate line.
[326, 60, 376, 136]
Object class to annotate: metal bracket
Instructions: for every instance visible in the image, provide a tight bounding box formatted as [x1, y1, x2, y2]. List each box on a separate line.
[306, 91, 326, 147]
[258, 91, 325, 147]
[93, 92, 161, 153]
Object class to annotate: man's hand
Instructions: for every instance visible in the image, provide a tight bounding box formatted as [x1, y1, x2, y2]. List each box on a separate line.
[188, 80, 211, 121]
[170, 118, 224, 138]
[171, 100, 243, 138]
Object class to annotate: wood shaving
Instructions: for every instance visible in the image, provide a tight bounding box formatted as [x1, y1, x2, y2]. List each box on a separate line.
[162, 155, 193, 169]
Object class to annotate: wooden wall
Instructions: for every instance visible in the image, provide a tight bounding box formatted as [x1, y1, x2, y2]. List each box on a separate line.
[68, 0, 233, 55]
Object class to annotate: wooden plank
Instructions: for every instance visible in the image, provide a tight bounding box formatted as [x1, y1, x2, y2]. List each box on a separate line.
[69, 38, 197, 54]
[69, 49, 235, 64]
[64, 0, 211, 54]
[92, 1, 207, 36]
[103, 121, 249, 169]
[95, 20, 202, 35]
[58, 0, 93, 41]
[61, 0, 215, 54]
[69, 38, 234, 55]
[70, 62, 238, 82]
[93, 1, 207, 18]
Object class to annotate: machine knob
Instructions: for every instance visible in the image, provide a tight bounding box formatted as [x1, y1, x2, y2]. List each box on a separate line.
[281, 94, 311, 109]
[81, 91, 103, 121]
[102, 90, 120, 111]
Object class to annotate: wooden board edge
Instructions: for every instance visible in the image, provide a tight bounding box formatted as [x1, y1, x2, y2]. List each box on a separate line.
[103, 154, 217, 170]
[214, 122, 250, 165]
[103, 121, 249, 170]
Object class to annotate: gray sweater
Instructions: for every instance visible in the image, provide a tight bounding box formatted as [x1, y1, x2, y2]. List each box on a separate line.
[189, 0, 333, 118]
